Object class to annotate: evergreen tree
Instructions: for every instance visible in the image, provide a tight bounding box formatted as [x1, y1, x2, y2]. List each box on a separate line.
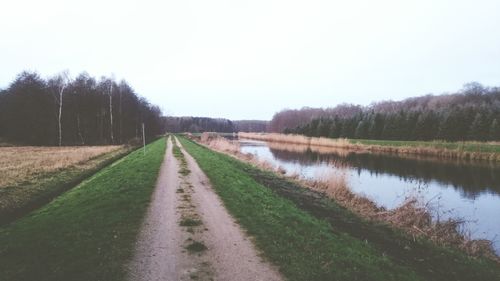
[369, 113, 385, 140]
[355, 120, 369, 139]
[489, 119, 500, 140]
[469, 113, 489, 141]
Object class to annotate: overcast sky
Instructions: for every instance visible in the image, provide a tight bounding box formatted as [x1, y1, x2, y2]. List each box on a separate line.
[1, 0, 500, 120]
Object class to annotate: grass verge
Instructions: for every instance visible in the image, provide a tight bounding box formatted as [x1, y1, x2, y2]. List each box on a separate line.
[0, 138, 166, 281]
[179, 136, 500, 281]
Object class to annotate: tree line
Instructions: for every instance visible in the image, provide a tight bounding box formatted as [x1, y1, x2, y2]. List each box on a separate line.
[164, 117, 268, 133]
[0, 71, 164, 146]
[233, 120, 268, 132]
[164, 117, 235, 133]
[274, 83, 500, 141]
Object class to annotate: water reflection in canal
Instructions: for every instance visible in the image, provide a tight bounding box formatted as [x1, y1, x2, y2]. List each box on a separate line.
[239, 139, 500, 254]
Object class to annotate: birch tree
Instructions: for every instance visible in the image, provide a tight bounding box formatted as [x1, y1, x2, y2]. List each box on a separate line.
[109, 80, 114, 144]
[49, 71, 70, 146]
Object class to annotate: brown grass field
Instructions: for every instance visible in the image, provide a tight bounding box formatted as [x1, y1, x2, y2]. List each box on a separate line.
[0, 145, 130, 224]
[0, 146, 122, 188]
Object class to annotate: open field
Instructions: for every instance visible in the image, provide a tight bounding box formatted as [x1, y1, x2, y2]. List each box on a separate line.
[0, 146, 122, 187]
[180, 136, 500, 281]
[239, 132, 500, 161]
[0, 138, 166, 281]
[0, 145, 132, 224]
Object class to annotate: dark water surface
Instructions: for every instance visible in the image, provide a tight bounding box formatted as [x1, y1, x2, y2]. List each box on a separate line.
[239, 139, 500, 254]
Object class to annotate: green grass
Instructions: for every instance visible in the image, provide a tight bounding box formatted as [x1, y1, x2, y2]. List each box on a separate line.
[0, 138, 166, 281]
[173, 141, 191, 176]
[179, 137, 421, 281]
[185, 241, 208, 253]
[180, 218, 203, 227]
[179, 136, 500, 281]
[349, 139, 500, 153]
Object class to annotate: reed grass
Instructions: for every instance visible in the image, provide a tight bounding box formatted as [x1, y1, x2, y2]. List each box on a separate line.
[201, 132, 241, 154]
[238, 133, 500, 161]
[301, 170, 498, 262]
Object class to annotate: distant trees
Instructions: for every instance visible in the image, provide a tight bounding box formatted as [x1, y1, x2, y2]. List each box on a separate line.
[233, 120, 268, 132]
[163, 118, 268, 133]
[164, 117, 235, 133]
[269, 104, 363, 133]
[0, 71, 164, 145]
[274, 83, 500, 142]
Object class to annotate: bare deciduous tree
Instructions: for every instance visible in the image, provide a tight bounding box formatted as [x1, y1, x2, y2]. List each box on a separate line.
[109, 80, 114, 144]
[49, 71, 70, 146]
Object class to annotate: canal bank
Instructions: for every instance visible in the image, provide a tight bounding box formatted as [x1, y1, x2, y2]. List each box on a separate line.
[238, 133, 500, 162]
[181, 135, 500, 280]
[239, 138, 500, 256]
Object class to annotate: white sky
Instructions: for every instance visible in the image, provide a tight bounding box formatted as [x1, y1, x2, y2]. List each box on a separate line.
[1, 0, 500, 120]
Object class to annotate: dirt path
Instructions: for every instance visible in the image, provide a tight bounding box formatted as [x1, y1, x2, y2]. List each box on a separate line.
[128, 137, 195, 281]
[128, 136, 282, 281]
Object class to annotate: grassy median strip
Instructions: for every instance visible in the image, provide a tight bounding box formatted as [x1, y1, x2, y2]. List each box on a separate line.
[0, 138, 166, 281]
[179, 136, 421, 281]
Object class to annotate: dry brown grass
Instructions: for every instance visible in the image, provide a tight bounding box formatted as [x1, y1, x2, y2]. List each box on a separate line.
[200, 132, 240, 154]
[308, 170, 380, 218]
[266, 141, 364, 157]
[239, 132, 313, 146]
[0, 146, 122, 188]
[238, 132, 500, 161]
[239, 132, 353, 148]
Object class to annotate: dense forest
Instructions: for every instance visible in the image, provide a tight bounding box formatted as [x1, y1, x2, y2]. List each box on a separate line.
[0, 71, 164, 145]
[272, 83, 500, 141]
[164, 117, 267, 133]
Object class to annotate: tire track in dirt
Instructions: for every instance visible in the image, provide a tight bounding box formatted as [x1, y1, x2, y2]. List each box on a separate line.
[175, 137, 283, 281]
[128, 136, 210, 281]
[128, 136, 282, 281]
